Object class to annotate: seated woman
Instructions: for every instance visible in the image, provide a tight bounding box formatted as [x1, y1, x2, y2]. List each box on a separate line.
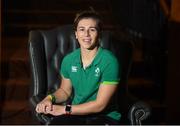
[35, 10, 121, 125]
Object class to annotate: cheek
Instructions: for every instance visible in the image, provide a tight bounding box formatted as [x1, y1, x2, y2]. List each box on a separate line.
[93, 35, 99, 42]
[75, 35, 82, 44]
[75, 33, 82, 40]
[76, 35, 81, 42]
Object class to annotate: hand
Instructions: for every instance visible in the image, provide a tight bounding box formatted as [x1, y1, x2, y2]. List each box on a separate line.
[46, 105, 65, 116]
[36, 97, 52, 114]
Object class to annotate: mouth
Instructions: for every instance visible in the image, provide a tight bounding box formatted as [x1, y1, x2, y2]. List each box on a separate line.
[83, 38, 91, 42]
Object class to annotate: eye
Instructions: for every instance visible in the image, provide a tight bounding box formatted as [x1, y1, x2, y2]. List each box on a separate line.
[89, 28, 97, 32]
[78, 28, 85, 32]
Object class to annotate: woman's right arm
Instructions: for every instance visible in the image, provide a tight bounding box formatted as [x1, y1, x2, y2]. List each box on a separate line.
[53, 77, 72, 103]
[36, 77, 72, 114]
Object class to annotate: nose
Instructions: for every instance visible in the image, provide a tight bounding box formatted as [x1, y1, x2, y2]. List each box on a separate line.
[84, 29, 90, 36]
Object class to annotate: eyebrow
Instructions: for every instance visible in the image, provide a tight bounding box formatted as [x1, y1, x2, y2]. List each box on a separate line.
[77, 26, 97, 29]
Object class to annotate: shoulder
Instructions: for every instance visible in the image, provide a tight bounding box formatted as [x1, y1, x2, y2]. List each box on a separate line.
[101, 48, 118, 63]
[61, 48, 80, 68]
[62, 48, 80, 62]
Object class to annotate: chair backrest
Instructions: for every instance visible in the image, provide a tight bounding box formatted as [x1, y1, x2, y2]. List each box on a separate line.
[28, 25, 133, 98]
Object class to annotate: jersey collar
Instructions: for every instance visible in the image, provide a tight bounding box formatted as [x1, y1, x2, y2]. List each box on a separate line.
[74, 47, 103, 67]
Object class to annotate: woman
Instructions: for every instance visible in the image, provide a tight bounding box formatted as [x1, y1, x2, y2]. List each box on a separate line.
[36, 10, 121, 125]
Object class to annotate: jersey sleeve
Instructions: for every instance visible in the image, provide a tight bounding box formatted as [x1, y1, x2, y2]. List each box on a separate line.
[101, 57, 121, 85]
[60, 56, 70, 79]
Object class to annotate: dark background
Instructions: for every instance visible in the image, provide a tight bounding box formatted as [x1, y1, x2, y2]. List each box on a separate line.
[1, 0, 180, 124]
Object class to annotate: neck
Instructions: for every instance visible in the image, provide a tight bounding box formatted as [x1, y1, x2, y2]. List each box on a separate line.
[81, 47, 98, 59]
[81, 47, 99, 68]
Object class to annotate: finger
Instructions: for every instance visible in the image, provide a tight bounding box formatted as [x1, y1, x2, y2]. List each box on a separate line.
[47, 102, 52, 108]
[36, 104, 41, 113]
[50, 104, 53, 111]
[43, 106, 48, 114]
[36, 106, 39, 113]
[41, 104, 46, 112]
[46, 107, 53, 115]
[45, 106, 51, 112]
[39, 103, 46, 113]
[45, 102, 53, 111]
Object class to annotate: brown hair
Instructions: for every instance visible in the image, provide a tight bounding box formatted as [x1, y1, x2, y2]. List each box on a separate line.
[73, 10, 103, 32]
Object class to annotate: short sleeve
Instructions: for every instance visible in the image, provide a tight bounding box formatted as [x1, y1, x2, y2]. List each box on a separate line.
[60, 56, 70, 79]
[101, 57, 121, 85]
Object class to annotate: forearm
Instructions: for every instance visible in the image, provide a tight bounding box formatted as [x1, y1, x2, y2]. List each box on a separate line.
[70, 85, 117, 115]
[70, 100, 105, 115]
[53, 88, 70, 103]
[47, 85, 117, 116]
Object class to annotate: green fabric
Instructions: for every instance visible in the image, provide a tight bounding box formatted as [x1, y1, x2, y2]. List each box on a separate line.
[102, 81, 119, 85]
[60, 47, 121, 121]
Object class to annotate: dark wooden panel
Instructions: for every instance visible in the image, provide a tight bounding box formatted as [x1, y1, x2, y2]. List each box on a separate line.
[166, 21, 180, 124]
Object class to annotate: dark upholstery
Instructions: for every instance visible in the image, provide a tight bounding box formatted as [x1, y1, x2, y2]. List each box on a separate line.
[28, 25, 150, 125]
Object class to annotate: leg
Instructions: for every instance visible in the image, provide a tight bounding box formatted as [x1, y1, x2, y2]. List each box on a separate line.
[86, 115, 120, 125]
[49, 115, 86, 125]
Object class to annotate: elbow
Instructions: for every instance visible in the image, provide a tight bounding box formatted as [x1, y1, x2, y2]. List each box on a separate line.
[97, 106, 106, 113]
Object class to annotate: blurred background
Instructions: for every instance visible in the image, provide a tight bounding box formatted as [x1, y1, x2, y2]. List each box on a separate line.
[1, 0, 180, 124]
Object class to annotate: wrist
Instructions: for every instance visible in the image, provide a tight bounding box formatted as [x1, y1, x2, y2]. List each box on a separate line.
[47, 94, 56, 103]
[65, 104, 72, 115]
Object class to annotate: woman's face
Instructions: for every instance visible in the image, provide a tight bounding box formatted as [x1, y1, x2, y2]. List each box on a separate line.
[75, 18, 99, 50]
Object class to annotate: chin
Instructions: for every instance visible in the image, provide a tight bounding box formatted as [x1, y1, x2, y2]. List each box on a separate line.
[81, 45, 92, 49]
[81, 43, 98, 50]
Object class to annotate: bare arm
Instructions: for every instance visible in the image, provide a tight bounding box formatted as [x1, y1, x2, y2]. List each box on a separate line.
[71, 84, 118, 115]
[36, 76, 72, 114]
[53, 77, 72, 103]
[47, 83, 118, 116]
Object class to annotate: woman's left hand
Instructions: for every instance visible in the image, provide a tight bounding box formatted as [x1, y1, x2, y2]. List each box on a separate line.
[46, 105, 65, 116]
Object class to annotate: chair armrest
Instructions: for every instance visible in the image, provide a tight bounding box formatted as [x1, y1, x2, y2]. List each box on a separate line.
[128, 101, 151, 125]
[118, 93, 151, 125]
[29, 95, 53, 124]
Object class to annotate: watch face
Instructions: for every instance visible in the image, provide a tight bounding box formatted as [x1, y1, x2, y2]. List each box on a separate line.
[66, 105, 71, 113]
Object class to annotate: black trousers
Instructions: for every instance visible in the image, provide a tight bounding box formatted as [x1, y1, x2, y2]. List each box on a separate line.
[49, 114, 120, 125]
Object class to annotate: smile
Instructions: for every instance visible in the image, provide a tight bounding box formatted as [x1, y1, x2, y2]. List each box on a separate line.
[83, 39, 91, 42]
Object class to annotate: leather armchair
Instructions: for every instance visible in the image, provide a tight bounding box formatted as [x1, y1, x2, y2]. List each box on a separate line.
[28, 25, 150, 125]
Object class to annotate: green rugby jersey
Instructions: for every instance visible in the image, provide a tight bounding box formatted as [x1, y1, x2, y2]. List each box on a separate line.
[60, 47, 121, 120]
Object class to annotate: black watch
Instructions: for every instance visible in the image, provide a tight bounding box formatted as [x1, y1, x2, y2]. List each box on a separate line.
[65, 104, 72, 115]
